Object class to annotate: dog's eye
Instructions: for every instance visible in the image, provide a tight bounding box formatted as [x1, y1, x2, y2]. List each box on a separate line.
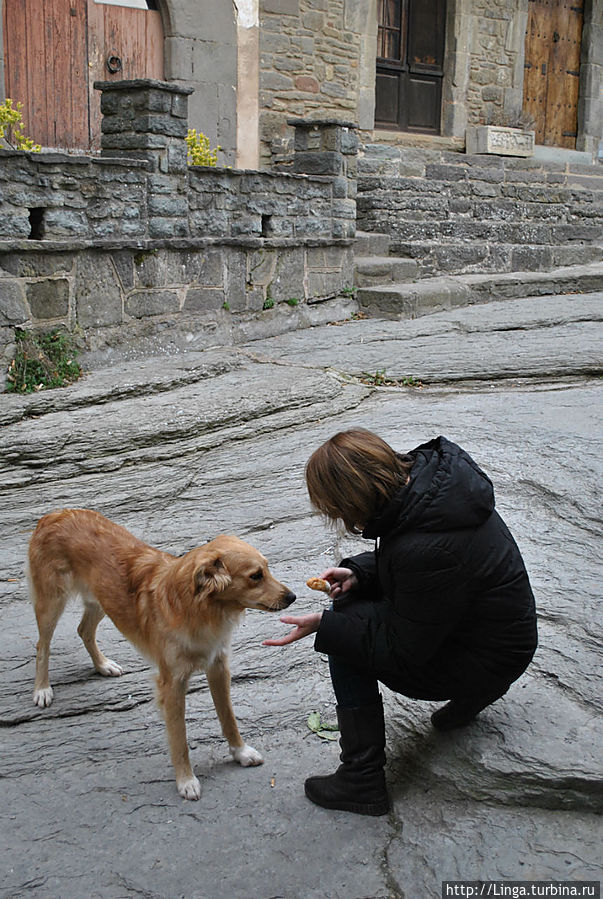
[250, 571, 263, 582]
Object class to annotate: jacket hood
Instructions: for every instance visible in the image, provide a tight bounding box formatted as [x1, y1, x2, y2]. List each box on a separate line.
[363, 436, 495, 538]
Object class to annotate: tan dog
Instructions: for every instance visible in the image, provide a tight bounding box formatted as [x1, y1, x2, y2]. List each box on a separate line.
[28, 508, 295, 800]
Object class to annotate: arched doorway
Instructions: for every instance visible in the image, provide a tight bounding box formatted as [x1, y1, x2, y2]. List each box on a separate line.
[3, 0, 164, 151]
[375, 0, 446, 134]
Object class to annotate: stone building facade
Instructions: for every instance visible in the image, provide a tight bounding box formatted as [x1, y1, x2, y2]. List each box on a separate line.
[1, 1, 601, 167]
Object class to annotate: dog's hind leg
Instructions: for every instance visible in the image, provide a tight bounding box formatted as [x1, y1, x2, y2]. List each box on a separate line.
[206, 654, 263, 768]
[78, 598, 123, 677]
[31, 575, 68, 708]
[156, 668, 200, 800]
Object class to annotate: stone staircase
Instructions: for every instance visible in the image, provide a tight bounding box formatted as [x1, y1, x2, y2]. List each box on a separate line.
[354, 145, 603, 318]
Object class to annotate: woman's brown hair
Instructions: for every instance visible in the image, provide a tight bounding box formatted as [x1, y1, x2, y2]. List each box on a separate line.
[305, 429, 413, 534]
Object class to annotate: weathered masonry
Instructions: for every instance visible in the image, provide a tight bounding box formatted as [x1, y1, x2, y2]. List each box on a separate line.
[0, 80, 359, 373]
[2, 2, 601, 167]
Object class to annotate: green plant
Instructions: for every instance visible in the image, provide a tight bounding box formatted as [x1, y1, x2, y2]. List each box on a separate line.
[0, 99, 41, 152]
[285, 297, 301, 307]
[186, 128, 221, 166]
[222, 301, 231, 311]
[262, 297, 275, 310]
[5, 329, 81, 394]
[358, 369, 423, 389]
[341, 285, 358, 297]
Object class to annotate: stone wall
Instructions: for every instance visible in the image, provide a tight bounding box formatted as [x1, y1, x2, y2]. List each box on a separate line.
[258, 0, 373, 167]
[0, 151, 149, 241]
[0, 80, 358, 378]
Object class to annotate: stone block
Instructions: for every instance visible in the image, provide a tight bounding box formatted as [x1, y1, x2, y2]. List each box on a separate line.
[307, 245, 351, 271]
[341, 129, 359, 155]
[179, 250, 225, 287]
[231, 215, 262, 236]
[0, 213, 30, 239]
[307, 269, 345, 300]
[466, 125, 535, 158]
[111, 252, 135, 291]
[148, 194, 188, 217]
[27, 279, 70, 320]
[511, 246, 554, 272]
[332, 198, 356, 219]
[332, 176, 348, 199]
[148, 217, 189, 239]
[0, 252, 75, 278]
[168, 143, 188, 175]
[248, 250, 277, 288]
[0, 281, 29, 326]
[43, 209, 88, 239]
[224, 250, 247, 312]
[189, 210, 230, 238]
[126, 289, 180, 318]
[183, 287, 225, 313]
[293, 152, 343, 176]
[75, 254, 123, 328]
[269, 249, 306, 303]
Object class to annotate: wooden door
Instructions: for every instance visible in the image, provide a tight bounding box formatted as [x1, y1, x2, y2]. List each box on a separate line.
[375, 0, 446, 134]
[3, 0, 164, 151]
[3, 0, 90, 149]
[87, 0, 164, 149]
[523, 0, 583, 149]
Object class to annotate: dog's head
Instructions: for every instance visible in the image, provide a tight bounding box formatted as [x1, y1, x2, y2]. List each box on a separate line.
[188, 535, 296, 612]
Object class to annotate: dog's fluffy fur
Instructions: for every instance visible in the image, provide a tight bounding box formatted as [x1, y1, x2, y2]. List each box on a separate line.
[28, 508, 295, 800]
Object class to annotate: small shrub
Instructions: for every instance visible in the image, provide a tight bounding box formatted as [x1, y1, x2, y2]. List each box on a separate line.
[5, 329, 82, 394]
[285, 298, 301, 307]
[0, 99, 41, 152]
[186, 129, 221, 167]
[262, 297, 275, 310]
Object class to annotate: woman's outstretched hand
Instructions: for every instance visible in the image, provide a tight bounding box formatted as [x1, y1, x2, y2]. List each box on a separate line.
[263, 612, 323, 647]
[320, 567, 358, 598]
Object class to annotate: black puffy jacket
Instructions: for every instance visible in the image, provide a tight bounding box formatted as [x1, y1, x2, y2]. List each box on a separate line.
[314, 437, 537, 697]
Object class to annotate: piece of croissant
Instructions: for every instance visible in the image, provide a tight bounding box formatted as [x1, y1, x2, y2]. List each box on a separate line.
[306, 577, 331, 595]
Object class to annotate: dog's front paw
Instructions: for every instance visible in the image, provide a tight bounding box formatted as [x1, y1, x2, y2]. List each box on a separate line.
[96, 658, 123, 677]
[177, 775, 201, 801]
[33, 686, 54, 708]
[230, 743, 264, 767]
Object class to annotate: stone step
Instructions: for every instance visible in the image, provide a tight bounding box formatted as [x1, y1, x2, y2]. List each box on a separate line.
[354, 255, 419, 286]
[388, 240, 603, 277]
[357, 262, 603, 320]
[353, 230, 391, 257]
[361, 217, 603, 245]
[358, 175, 603, 206]
[358, 144, 603, 185]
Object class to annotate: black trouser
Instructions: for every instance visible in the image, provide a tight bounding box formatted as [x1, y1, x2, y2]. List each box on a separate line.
[327, 599, 533, 710]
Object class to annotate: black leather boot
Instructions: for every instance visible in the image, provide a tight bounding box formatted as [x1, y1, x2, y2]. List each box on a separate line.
[304, 697, 390, 816]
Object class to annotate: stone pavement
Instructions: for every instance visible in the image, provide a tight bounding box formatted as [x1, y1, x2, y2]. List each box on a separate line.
[1, 292, 602, 898]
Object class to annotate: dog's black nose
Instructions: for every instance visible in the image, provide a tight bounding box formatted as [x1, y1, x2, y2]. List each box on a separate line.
[283, 591, 296, 607]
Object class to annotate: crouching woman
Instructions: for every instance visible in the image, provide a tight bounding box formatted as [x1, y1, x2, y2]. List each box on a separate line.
[264, 430, 537, 816]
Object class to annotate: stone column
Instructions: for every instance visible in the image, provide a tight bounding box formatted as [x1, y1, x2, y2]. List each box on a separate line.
[288, 118, 358, 239]
[94, 79, 193, 238]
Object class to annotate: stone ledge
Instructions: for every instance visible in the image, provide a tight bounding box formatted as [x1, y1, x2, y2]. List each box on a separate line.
[93, 79, 194, 95]
[0, 236, 354, 254]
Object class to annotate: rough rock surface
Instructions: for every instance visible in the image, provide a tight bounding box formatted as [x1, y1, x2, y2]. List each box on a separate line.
[1, 292, 602, 898]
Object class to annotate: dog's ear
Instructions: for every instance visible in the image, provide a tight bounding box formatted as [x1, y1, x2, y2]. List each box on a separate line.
[194, 555, 232, 599]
